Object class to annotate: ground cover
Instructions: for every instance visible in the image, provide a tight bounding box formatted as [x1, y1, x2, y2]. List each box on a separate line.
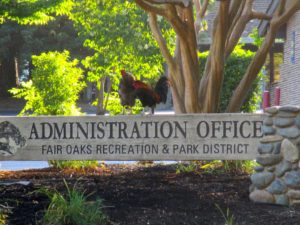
[1, 164, 300, 225]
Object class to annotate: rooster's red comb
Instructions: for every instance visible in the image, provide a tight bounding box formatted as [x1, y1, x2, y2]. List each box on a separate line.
[121, 69, 126, 76]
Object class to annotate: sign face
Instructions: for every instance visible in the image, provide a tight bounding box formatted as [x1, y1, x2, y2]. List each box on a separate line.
[0, 114, 264, 161]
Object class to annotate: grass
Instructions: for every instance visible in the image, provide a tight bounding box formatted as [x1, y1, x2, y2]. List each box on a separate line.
[215, 204, 236, 225]
[222, 160, 258, 174]
[48, 160, 100, 170]
[40, 179, 109, 225]
[175, 162, 198, 174]
[0, 204, 12, 225]
[0, 210, 7, 225]
[175, 160, 257, 174]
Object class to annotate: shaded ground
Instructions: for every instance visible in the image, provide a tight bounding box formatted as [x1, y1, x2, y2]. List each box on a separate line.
[0, 97, 97, 115]
[1, 164, 300, 225]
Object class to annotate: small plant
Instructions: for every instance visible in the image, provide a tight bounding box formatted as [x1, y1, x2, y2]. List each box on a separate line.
[200, 160, 223, 173]
[222, 160, 258, 174]
[215, 204, 236, 225]
[175, 162, 198, 174]
[0, 210, 7, 225]
[48, 160, 100, 170]
[199, 160, 257, 174]
[41, 179, 109, 225]
[0, 204, 12, 225]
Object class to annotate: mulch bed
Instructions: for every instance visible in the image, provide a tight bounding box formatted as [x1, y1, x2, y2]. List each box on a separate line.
[1, 164, 300, 225]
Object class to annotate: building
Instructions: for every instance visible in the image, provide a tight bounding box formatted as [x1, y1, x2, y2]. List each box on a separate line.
[258, 0, 300, 106]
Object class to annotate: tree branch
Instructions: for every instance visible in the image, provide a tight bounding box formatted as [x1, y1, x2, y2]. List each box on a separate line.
[226, 0, 245, 43]
[225, 0, 252, 57]
[275, 1, 300, 26]
[251, 10, 272, 20]
[194, 0, 209, 36]
[228, 0, 244, 24]
[146, 0, 192, 7]
[135, 0, 165, 15]
[200, 0, 209, 18]
[165, 4, 188, 36]
[148, 13, 175, 68]
[148, 13, 186, 112]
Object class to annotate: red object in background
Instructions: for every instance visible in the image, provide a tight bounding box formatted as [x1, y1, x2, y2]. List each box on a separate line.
[274, 87, 281, 106]
[263, 90, 270, 110]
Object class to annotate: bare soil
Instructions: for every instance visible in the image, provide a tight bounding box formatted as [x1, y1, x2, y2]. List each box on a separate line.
[1, 164, 300, 225]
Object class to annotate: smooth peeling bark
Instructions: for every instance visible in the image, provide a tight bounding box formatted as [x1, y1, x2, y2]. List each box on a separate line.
[201, 0, 229, 113]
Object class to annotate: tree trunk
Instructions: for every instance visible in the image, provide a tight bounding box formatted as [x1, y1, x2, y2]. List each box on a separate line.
[0, 55, 19, 97]
[96, 77, 106, 115]
[200, 0, 229, 113]
[0, 28, 23, 97]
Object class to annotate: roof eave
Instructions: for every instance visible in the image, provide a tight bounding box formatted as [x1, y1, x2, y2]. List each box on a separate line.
[258, 0, 280, 36]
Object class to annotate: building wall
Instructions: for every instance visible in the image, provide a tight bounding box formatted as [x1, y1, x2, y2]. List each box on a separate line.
[272, 11, 300, 106]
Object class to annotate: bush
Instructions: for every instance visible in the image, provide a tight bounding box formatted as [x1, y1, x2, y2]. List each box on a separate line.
[41, 180, 109, 225]
[199, 45, 263, 113]
[10, 51, 98, 169]
[10, 51, 85, 116]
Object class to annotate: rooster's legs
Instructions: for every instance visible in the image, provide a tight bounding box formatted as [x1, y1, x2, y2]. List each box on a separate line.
[151, 106, 155, 115]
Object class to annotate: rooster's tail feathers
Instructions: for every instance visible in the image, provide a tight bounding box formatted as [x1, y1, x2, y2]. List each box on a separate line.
[154, 76, 169, 104]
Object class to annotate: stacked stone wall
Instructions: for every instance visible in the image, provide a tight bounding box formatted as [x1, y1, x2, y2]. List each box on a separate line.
[250, 106, 300, 205]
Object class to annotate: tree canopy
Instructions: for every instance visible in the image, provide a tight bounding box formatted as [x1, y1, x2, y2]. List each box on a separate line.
[0, 0, 73, 24]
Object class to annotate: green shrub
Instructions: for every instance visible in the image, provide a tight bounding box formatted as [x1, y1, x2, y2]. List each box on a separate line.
[41, 180, 108, 225]
[199, 45, 263, 113]
[10, 51, 95, 169]
[10, 51, 85, 116]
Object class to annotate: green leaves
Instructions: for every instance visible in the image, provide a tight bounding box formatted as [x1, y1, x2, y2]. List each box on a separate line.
[10, 51, 85, 115]
[69, 0, 174, 114]
[199, 45, 263, 113]
[0, 0, 73, 25]
[72, 0, 166, 79]
[41, 180, 108, 225]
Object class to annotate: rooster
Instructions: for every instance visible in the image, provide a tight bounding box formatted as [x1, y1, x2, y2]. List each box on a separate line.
[119, 69, 169, 114]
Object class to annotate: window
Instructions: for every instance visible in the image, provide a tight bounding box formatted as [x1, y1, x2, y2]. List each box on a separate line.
[266, 52, 283, 84]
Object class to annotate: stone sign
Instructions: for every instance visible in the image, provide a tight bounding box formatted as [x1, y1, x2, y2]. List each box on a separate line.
[0, 114, 264, 161]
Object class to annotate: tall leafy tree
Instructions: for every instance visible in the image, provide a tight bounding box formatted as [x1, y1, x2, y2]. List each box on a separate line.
[0, 0, 72, 24]
[70, 0, 175, 114]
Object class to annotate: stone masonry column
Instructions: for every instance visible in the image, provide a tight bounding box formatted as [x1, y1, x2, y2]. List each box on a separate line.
[250, 106, 300, 205]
